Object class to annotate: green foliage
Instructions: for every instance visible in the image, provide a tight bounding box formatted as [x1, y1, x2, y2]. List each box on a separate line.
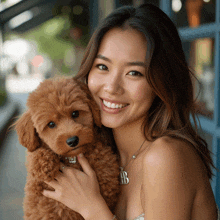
[61, 63, 72, 74]
[0, 88, 7, 107]
[5, 15, 89, 75]
[23, 16, 75, 60]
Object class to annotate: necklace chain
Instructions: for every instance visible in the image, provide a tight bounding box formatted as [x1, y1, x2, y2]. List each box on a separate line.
[120, 139, 146, 170]
[119, 140, 146, 185]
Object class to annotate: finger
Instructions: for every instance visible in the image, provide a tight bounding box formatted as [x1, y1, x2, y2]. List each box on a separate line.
[55, 171, 64, 182]
[44, 180, 59, 189]
[59, 162, 82, 179]
[59, 162, 78, 175]
[77, 153, 95, 177]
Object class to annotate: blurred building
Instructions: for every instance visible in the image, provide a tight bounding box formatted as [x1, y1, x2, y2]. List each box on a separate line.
[0, 0, 220, 206]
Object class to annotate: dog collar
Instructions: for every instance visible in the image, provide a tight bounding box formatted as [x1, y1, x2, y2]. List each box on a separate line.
[58, 155, 77, 164]
[65, 156, 77, 164]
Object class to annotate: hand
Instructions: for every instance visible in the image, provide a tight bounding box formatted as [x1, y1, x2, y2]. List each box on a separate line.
[42, 153, 106, 219]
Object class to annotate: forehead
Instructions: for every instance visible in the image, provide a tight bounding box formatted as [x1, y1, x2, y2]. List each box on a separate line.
[98, 28, 149, 61]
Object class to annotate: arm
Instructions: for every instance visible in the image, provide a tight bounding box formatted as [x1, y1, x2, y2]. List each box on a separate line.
[142, 137, 197, 220]
[42, 153, 117, 220]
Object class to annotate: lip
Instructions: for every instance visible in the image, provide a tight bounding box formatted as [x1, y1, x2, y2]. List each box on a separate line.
[100, 98, 129, 114]
[64, 146, 81, 157]
[67, 146, 81, 153]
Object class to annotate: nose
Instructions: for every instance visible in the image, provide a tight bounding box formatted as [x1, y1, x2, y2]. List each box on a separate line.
[103, 73, 123, 95]
[66, 136, 79, 147]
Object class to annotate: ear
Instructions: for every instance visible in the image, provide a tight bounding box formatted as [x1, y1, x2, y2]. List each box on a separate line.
[75, 79, 102, 128]
[15, 110, 41, 152]
[88, 99, 102, 128]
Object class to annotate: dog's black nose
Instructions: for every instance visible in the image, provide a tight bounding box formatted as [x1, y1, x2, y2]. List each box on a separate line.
[66, 136, 79, 147]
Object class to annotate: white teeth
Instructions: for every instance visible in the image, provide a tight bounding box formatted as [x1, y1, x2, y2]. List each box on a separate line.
[103, 100, 127, 109]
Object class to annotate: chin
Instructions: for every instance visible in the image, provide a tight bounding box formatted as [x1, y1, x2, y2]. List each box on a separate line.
[101, 117, 128, 130]
[101, 115, 146, 130]
[101, 119, 119, 129]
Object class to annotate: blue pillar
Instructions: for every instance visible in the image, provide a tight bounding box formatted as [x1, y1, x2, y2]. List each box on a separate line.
[215, 138, 220, 207]
[160, 0, 172, 18]
[215, 0, 220, 127]
[89, 0, 99, 35]
[214, 0, 220, 207]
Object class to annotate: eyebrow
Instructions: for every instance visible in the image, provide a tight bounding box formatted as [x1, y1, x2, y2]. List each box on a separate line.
[96, 54, 147, 67]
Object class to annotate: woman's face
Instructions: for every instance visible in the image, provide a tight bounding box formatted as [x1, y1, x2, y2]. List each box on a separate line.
[88, 28, 156, 130]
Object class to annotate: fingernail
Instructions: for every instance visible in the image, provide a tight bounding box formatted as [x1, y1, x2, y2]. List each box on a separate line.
[78, 153, 84, 158]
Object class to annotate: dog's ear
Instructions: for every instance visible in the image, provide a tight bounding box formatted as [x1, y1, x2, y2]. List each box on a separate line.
[88, 99, 102, 128]
[15, 110, 40, 152]
[75, 79, 102, 128]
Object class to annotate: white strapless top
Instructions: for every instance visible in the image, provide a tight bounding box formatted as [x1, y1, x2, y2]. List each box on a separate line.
[132, 205, 220, 220]
[132, 213, 144, 220]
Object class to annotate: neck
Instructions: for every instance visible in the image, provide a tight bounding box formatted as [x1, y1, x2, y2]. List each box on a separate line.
[113, 119, 148, 167]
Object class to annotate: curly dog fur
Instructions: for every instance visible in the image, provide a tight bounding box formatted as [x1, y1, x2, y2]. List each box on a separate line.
[15, 77, 120, 220]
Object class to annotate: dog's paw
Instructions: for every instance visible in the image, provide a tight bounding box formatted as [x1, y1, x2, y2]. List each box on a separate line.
[28, 148, 60, 181]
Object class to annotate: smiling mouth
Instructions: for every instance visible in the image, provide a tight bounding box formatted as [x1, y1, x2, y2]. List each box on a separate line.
[102, 99, 129, 109]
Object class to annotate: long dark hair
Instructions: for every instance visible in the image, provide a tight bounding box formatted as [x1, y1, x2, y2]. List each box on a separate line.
[75, 3, 216, 179]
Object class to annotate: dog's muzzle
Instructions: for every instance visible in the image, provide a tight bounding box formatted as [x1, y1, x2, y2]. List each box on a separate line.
[66, 136, 79, 147]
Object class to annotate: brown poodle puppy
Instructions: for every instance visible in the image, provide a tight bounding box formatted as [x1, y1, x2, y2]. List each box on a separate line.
[15, 77, 120, 220]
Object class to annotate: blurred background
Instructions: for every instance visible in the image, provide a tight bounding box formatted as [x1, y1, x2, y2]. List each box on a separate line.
[0, 0, 220, 219]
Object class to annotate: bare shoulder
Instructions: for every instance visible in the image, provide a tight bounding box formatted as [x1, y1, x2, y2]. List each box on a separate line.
[140, 136, 205, 219]
[143, 136, 192, 165]
[144, 136, 202, 166]
[142, 136, 206, 188]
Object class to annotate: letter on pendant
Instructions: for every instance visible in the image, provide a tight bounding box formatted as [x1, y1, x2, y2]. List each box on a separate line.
[120, 170, 129, 184]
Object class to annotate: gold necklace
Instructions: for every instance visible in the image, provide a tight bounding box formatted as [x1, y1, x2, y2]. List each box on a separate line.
[119, 140, 146, 185]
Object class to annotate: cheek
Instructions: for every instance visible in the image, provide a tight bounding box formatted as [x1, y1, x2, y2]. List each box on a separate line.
[132, 86, 156, 108]
[88, 78, 95, 89]
[39, 130, 55, 145]
[87, 73, 95, 92]
[132, 84, 152, 100]
[133, 87, 144, 100]
[88, 72, 100, 95]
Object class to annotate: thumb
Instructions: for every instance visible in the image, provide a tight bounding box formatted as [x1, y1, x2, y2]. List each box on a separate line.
[77, 153, 95, 177]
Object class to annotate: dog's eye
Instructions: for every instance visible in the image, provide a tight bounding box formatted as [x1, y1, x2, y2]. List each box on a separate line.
[48, 121, 56, 128]
[72, 111, 79, 119]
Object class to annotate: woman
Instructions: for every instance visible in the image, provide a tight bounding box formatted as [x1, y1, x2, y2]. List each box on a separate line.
[43, 4, 219, 220]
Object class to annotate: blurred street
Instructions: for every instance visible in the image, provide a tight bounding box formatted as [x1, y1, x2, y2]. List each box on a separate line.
[0, 3, 90, 218]
[0, 92, 29, 220]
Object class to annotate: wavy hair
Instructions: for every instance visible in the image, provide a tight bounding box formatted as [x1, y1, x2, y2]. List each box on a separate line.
[75, 3, 216, 179]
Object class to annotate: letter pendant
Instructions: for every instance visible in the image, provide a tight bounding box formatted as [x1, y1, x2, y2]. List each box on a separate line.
[120, 167, 129, 185]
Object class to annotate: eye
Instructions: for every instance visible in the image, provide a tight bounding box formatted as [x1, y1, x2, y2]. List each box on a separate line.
[96, 64, 108, 71]
[72, 111, 79, 119]
[48, 121, 56, 128]
[128, 71, 143, 76]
